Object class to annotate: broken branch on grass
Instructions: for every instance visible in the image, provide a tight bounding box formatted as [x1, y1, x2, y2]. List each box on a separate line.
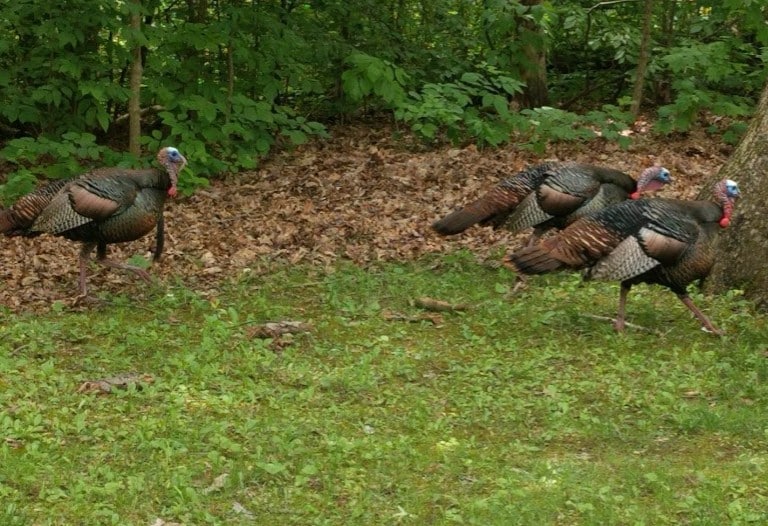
[413, 296, 470, 312]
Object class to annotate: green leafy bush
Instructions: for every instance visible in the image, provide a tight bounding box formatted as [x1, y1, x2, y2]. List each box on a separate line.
[395, 66, 524, 145]
[342, 53, 409, 107]
[0, 133, 113, 203]
[0, 0, 765, 190]
[654, 41, 755, 135]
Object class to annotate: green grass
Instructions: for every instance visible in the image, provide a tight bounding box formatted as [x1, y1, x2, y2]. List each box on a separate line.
[2, 251, 768, 525]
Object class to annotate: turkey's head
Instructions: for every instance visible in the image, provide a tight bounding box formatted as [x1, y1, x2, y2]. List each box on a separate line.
[715, 178, 740, 228]
[630, 166, 672, 199]
[157, 146, 187, 198]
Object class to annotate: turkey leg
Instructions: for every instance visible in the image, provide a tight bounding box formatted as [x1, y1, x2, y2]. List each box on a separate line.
[678, 294, 723, 335]
[78, 242, 97, 296]
[77, 241, 151, 297]
[95, 242, 152, 283]
[613, 283, 631, 332]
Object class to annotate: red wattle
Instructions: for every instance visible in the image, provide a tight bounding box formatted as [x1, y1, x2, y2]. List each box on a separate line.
[719, 217, 730, 228]
[629, 191, 640, 200]
[168, 187, 178, 198]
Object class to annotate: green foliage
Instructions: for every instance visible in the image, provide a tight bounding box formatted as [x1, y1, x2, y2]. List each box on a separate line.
[341, 53, 409, 107]
[516, 105, 634, 153]
[0, 0, 765, 187]
[0, 133, 112, 204]
[1, 256, 767, 523]
[395, 66, 525, 145]
[654, 41, 756, 135]
[395, 69, 634, 151]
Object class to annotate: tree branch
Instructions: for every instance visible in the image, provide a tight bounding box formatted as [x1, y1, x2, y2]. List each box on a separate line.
[587, 0, 641, 13]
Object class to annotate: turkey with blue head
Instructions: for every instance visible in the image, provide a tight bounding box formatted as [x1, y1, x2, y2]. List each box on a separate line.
[0, 146, 187, 299]
[433, 162, 672, 246]
[505, 179, 741, 335]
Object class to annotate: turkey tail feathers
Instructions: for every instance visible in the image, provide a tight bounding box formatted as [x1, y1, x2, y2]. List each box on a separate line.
[504, 246, 564, 275]
[501, 191, 552, 233]
[0, 209, 14, 235]
[431, 204, 489, 235]
[433, 186, 524, 235]
[0, 179, 69, 236]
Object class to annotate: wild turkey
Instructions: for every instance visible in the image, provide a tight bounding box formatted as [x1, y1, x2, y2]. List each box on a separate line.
[505, 179, 741, 335]
[0, 146, 187, 297]
[433, 162, 672, 245]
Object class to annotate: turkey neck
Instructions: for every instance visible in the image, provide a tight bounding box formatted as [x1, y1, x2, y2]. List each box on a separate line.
[658, 198, 726, 224]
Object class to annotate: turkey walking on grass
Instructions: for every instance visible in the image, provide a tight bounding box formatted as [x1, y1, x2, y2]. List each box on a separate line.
[504, 179, 741, 335]
[0, 146, 187, 298]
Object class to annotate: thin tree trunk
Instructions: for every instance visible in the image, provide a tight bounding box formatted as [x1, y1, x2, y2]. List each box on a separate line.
[630, 0, 654, 117]
[128, 0, 143, 157]
[516, 0, 549, 108]
[701, 82, 768, 309]
[226, 41, 235, 122]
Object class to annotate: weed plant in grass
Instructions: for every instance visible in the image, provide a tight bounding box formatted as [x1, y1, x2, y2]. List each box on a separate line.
[1, 251, 767, 525]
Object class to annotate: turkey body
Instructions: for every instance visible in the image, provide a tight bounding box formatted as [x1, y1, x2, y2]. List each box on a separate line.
[505, 179, 741, 334]
[0, 147, 187, 297]
[433, 162, 672, 245]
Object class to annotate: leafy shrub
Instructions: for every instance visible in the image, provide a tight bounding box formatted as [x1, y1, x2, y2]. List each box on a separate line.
[0, 133, 113, 203]
[516, 105, 634, 153]
[654, 41, 755, 135]
[341, 53, 409, 107]
[394, 65, 524, 145]
[1, 0, 764, 192]
[392, 61, 633, 152]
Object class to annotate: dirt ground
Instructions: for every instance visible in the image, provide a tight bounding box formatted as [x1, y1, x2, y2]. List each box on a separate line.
[0, 124, 733, 313]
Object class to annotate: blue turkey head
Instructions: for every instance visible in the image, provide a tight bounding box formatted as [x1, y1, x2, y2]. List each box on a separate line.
[632, 165, 672, 199]
[716, 178, 740, 228]
[157, 146, 187, 198]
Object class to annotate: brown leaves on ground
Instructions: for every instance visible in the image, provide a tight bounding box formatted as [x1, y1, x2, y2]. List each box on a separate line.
[245, 320, 313, 353]
[0, 124, 730, 313]
[246, 320, 313, 339]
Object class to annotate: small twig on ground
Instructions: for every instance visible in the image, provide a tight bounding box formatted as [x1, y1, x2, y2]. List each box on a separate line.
[413, 297, 470, 312]
[382, 310, 444, 325]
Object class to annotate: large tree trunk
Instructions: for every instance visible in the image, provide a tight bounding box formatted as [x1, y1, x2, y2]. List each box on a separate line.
[701, 82, 768, 309]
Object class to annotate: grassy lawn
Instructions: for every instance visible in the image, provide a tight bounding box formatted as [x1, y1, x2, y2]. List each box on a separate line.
[2, 252, 767, 525]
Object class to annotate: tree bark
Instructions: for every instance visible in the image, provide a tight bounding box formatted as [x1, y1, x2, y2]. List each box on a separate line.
[630, 0, 654, 117]
[128, 0, 143, 157]
[701, 82, 768, 310]
[516, 0, 549, 108]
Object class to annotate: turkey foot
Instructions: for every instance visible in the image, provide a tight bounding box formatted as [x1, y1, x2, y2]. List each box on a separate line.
[579, 314, 653, 333]
[510, 275, 528, 294]
[678, 294, 723, 336]
[96, 257, 153, 284]
[77, 243, 153, 300]
[71, 293, 106, 308]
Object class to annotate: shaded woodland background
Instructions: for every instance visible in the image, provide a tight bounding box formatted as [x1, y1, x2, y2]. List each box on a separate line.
[1, 0, 768, 309]
[1, 0, 766, 191]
